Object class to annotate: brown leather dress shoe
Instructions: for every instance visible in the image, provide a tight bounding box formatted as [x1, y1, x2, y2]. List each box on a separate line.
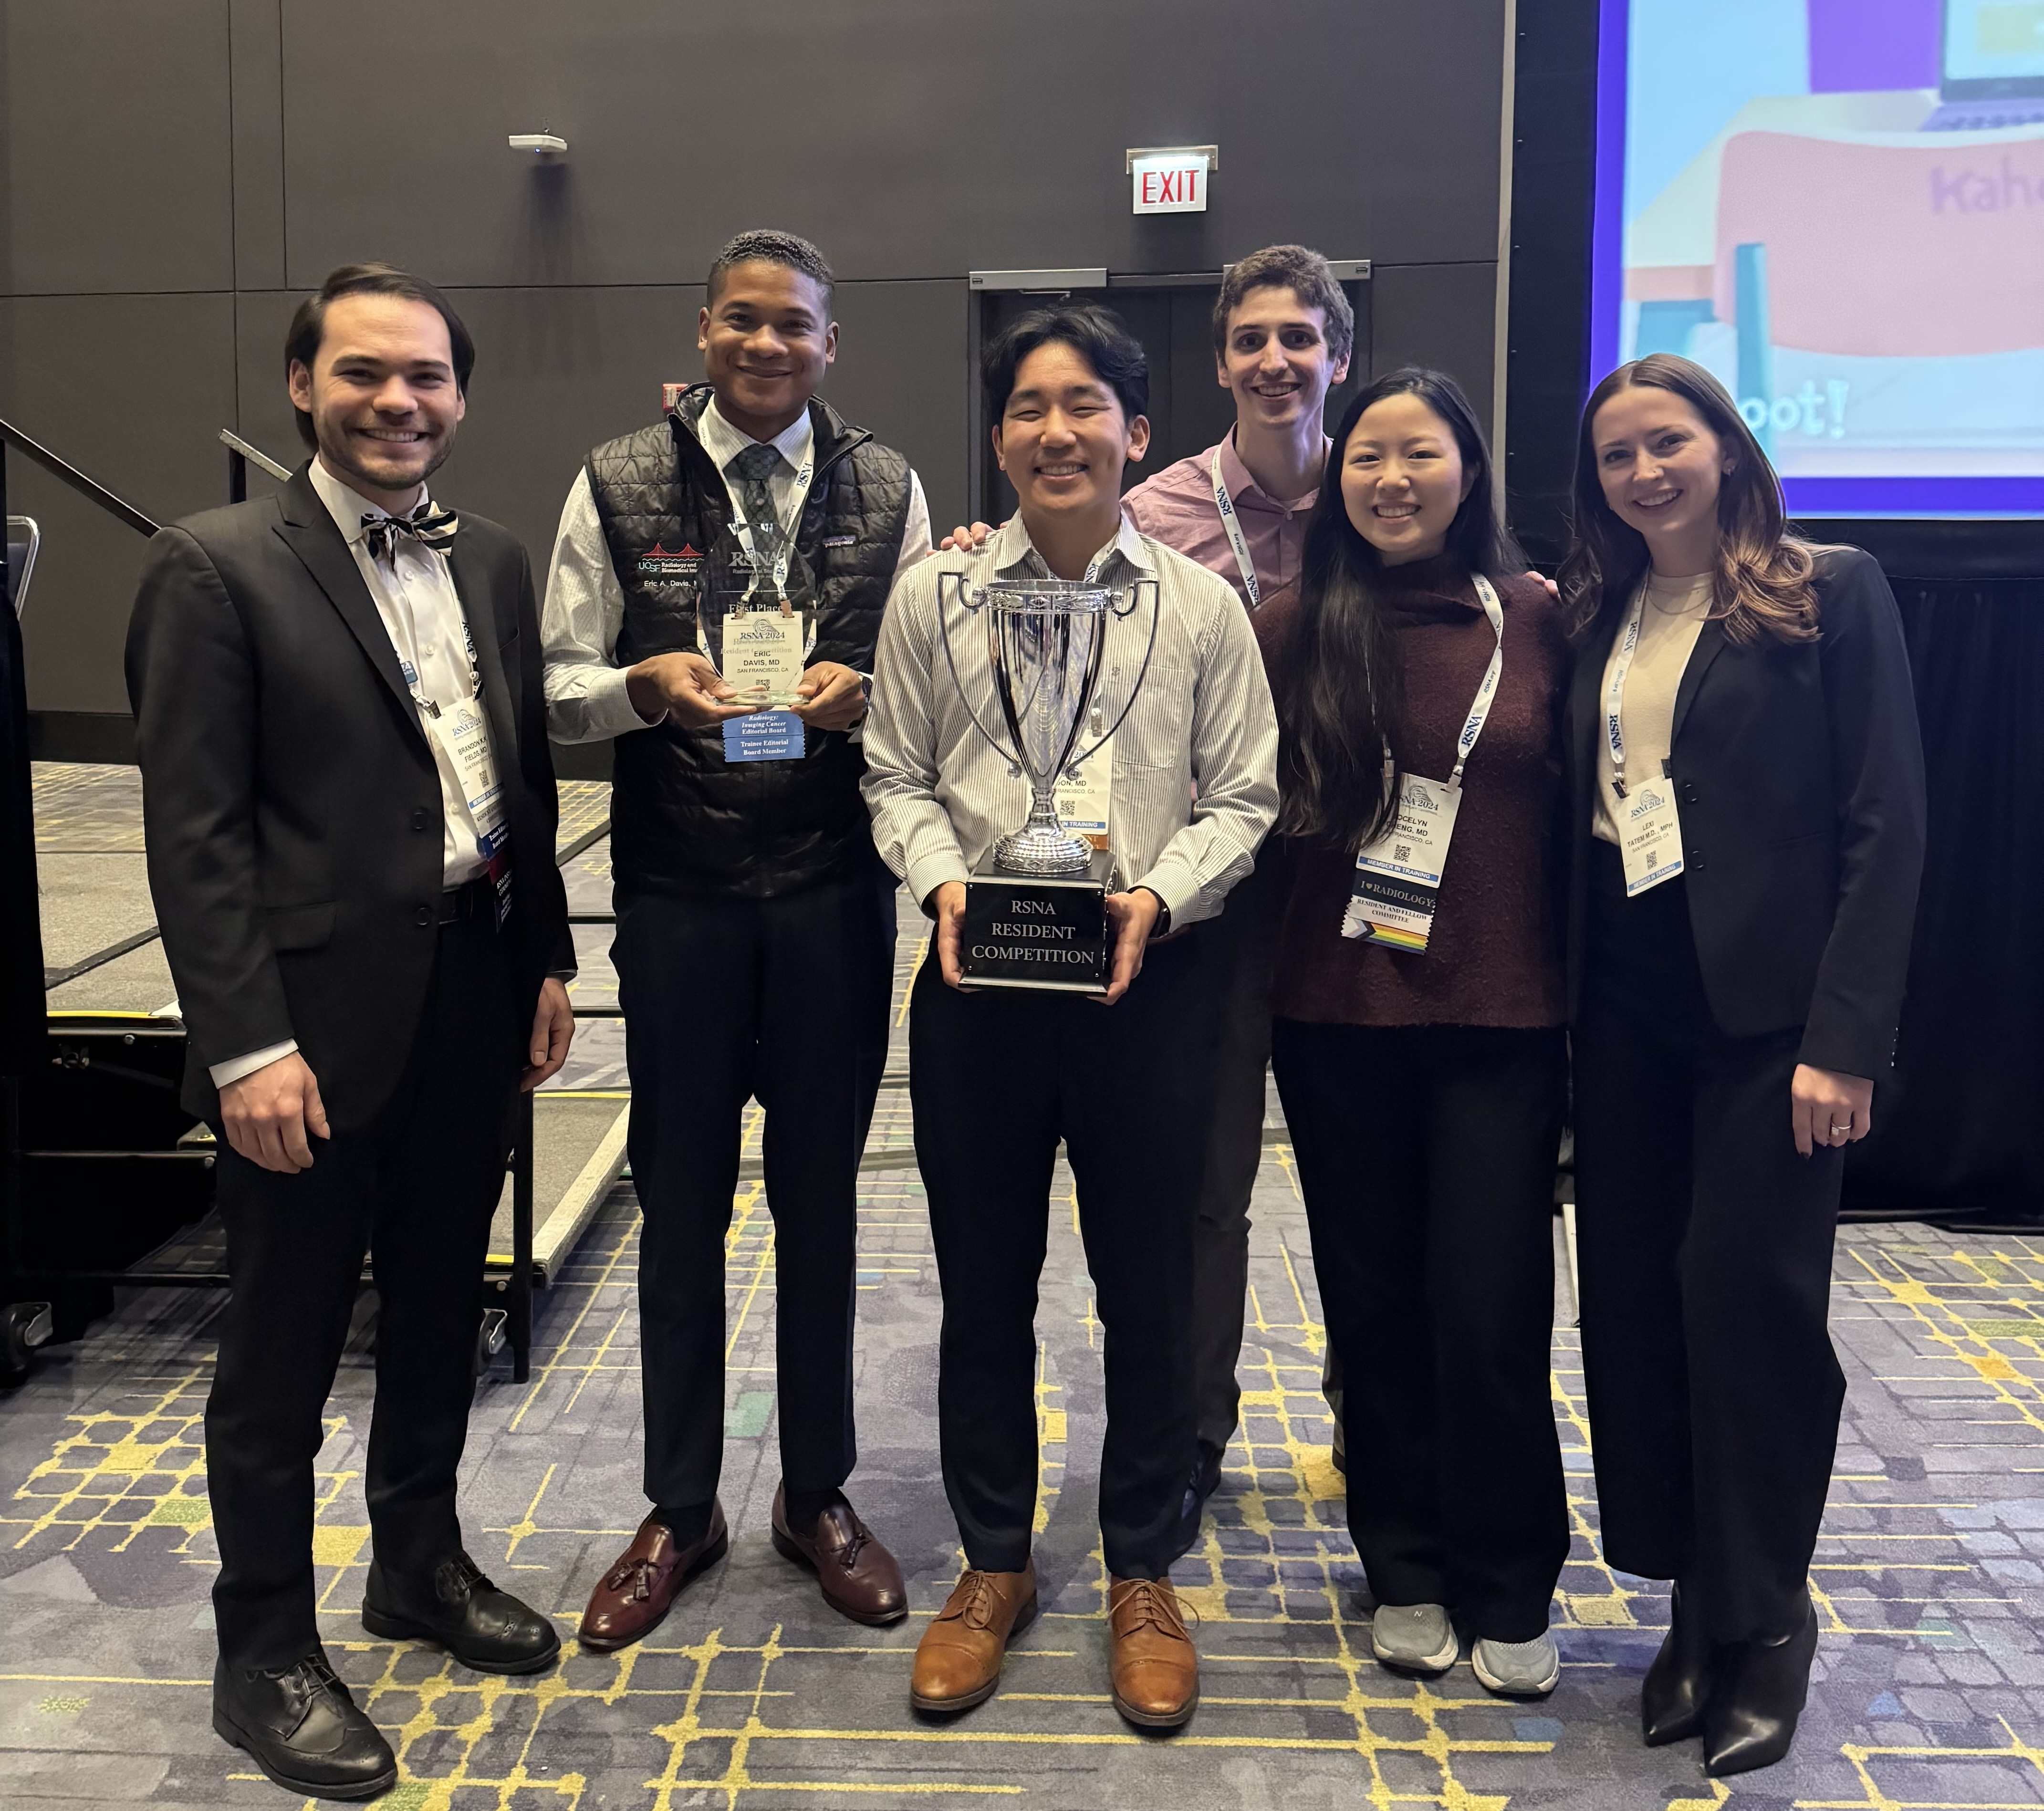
[577, 1504, 728, 1653]
[769, 1484, 908, 1625]
[910, 1564, 1038, 1713]
[1108, 1576, 1199, 1728]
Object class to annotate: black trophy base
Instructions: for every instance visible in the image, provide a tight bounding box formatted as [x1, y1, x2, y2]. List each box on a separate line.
[960, 849, 1113, 994]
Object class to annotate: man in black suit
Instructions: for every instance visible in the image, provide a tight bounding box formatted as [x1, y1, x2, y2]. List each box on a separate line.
[126, 263, 575, 1801]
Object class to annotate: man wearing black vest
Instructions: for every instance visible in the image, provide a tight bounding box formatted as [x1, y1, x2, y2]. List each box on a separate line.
[542, 230, 929, 1646]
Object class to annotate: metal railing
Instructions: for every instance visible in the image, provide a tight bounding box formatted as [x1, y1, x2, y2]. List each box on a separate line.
[222, 428, 293, 502]
[0, 415, 158, 541]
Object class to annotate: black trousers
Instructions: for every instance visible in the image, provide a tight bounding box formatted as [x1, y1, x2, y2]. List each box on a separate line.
[909, 932, 1216, 1581]
[1574, 844, 1845, 1644]
[1272, 1017, 1570, 1642]
[206, 908, 521, 1669]
[614, 865, 892, 1511]
[1189, 858, 1283, 1455]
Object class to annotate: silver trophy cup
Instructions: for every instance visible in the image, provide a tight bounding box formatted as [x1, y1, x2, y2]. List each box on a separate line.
[936, 571, 1158, 876]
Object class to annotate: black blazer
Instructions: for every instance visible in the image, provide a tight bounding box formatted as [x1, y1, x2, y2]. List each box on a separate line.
[125, 463, 573, 1130]
[1564, 546, 1927, 1078]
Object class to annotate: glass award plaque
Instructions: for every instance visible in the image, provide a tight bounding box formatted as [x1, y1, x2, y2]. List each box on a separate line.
[694, 516, 818, 710]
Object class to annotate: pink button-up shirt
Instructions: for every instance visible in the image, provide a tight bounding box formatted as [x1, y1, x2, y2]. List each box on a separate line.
[1121, 431, 1330, 609]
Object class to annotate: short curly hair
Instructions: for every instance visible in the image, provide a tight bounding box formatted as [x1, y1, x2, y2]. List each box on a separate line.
[707, 229, 835, 314]
[1212, 245, 1354, 368]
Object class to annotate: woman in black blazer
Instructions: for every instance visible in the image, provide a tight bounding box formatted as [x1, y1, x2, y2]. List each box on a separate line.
[1559, 354, 1925, 1779]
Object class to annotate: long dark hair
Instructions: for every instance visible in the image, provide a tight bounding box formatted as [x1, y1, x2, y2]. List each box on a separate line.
[1278, 366, 1521, 851]
[1558, 353, 1819, 645]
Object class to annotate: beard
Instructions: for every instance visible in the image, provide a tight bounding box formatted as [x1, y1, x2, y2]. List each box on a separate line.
[318, 417, 455, 500]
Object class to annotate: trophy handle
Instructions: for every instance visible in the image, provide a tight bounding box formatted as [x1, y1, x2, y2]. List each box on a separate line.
[935, 568, 1024, 771]
[1067, 576, 1160, 768]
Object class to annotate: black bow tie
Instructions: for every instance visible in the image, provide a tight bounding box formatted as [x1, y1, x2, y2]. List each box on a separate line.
[361, 502, 459, 564]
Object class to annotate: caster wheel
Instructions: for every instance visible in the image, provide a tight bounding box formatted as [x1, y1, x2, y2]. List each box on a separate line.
[472, 1307, 508, 1383]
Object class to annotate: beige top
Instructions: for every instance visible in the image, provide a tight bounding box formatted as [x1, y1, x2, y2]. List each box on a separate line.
[1592, 571, 1715, 844]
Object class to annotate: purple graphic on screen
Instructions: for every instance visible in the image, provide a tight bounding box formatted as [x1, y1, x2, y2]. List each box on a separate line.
[1807, 0, 1941, 93]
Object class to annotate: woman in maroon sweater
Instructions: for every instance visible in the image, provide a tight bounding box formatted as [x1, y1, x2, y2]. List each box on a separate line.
[1255, 368, 1571, 1697]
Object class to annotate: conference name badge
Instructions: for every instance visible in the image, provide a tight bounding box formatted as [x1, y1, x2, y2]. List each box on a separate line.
[721, 606, 805, 707]
[1618, 781, 1684, 895]
[432, 696, 513, 925]
[1342, 772, 1463, 953]
[1053, 735, 1113, 851]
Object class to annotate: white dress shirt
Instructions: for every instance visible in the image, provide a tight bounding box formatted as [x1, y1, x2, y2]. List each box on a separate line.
[210, 458, 498, 1089]
[860, 513, 1280, 928]
[542, 396, 933, 744]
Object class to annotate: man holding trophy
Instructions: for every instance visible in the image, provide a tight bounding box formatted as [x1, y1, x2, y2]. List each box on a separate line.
[862, 302, 1278, 1728]
[541, 230, 931, 1644]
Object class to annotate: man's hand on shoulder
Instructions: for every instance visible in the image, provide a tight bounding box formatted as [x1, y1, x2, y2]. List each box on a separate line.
[625, 652, 749, 729]
[790, 661, 867, 733]
[939, 522, 996, 553]
[220, 1051, 330, 1174]
[521, 978, 575, 1093]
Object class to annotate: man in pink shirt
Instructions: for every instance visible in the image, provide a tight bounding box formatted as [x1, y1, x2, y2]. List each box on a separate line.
[1123, 248, 1354, 1534]
[1122, 245, 1350, 609]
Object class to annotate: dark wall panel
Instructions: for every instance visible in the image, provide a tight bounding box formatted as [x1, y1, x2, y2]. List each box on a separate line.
[819, 281, 969, 541]
[229, 0, 287, 290]
[0, 0, 234, 295]
[1370, 261, 1499, 439]
[232, 288, 304, 471]
[277, 0, 1497, 289]
[7, 0, 1513, 717]
[425, 286, 706, 576]
[1, 294, 239, 711]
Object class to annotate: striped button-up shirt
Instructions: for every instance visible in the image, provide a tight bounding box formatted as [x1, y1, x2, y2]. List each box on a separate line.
[862, 512, 1279, 926]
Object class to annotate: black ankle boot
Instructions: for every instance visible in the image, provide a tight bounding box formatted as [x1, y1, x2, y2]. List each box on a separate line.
[1703, 1598, 1819, 1777]
[361, 1552, 560, 1675]
[1641, 1582, 1715, 1746]
[212, 1650, 396, 1800]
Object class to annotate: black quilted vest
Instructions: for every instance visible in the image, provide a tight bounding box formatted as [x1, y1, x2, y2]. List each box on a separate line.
[586, 387, 912, 898]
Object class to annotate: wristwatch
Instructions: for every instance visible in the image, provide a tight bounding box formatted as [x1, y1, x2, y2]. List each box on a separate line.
[1140, 888, 1172, 938]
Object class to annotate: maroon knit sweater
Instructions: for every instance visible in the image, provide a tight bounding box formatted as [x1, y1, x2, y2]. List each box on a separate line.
[1253, 557, 1568, 1029]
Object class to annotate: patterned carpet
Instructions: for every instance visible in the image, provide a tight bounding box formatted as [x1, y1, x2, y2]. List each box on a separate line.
[8, 769, 2044, 1807]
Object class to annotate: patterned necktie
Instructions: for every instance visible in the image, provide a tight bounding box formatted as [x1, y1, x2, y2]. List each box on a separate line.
[730, 443, 784, 565]
[361, 500, 459, 566]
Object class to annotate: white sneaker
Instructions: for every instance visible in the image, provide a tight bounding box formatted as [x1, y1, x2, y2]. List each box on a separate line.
[1371, 1603, 1458, 1673]
[1472, 1631, 1561, 1697]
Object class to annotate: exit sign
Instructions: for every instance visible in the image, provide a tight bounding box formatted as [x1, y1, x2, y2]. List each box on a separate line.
[1129, 145, 1216, 215]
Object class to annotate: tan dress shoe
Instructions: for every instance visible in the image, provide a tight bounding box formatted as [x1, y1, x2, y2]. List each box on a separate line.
[770, 1485, 908, 1625]
[577, 1505, 728, 1653]
[1108, 1576, 1199, 1728]
[909, 1565, 1038, 1713]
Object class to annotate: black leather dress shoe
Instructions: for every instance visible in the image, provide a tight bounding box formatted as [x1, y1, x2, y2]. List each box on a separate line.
[1704, 1599, 1819, 1777]
[1642, 1582, 1716, 1746]
[213, 1650, 397, 1801]
[361, 1553, 561, 1675]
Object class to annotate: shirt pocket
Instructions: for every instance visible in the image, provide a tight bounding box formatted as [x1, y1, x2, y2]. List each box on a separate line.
[1106, 656, 1194, 770]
